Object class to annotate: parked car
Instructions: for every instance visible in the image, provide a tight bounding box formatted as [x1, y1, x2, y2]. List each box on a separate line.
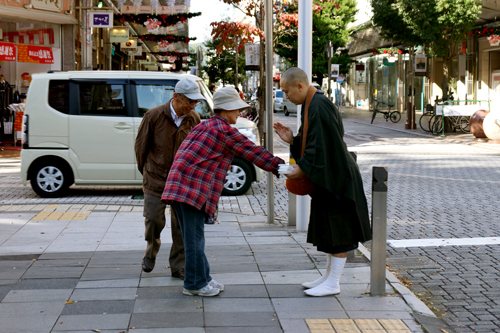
[282, 82, 320, 116]
[274, 89, 284, 113]
[20, 71, 262, 197]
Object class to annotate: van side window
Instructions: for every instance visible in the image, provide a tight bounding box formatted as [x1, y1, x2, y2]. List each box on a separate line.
[136, 84, 174, 117]
[48, 80, 70, 114]
[79, 83, 127, 116]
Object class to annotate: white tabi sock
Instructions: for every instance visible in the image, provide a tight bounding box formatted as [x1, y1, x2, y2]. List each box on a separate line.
[304, 256, 346, 296]
[302, 254, 332, 289]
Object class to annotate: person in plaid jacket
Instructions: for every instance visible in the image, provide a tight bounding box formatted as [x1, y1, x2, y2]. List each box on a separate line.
[162, 86, 284, 296]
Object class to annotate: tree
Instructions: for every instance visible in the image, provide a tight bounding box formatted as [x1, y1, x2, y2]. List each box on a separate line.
[210, 21, 264, 87]
[274, 0, 358, 83]
[398, 0, 481, 100]
[204, 39, 248, 86]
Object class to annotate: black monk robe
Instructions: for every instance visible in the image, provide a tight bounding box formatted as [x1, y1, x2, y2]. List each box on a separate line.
[290, 90, 372, 252]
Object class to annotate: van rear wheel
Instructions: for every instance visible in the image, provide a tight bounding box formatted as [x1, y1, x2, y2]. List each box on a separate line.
[31, 162, 71, 198]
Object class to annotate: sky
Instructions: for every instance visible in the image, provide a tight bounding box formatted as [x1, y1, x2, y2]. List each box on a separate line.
[188, 0, 247, 43]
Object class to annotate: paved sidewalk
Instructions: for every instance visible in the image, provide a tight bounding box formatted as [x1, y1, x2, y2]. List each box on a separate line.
[0, 206, 452, 333]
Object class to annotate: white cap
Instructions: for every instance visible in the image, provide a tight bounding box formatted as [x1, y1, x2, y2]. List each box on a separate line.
[213, 86, 250, 111]
[175, 78, 206, 100]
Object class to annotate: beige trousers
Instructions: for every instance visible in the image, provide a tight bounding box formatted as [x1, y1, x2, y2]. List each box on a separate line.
[143, 193, 185, 273]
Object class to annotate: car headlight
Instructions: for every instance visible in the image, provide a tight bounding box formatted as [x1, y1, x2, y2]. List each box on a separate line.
[238, 127, 259, 144]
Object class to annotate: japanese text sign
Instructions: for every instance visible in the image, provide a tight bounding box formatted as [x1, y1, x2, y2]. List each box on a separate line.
[18, 45, 54, 64]
[0, 42, 16, 61]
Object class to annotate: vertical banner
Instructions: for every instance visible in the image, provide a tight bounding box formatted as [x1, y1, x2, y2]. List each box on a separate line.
[244, 43, 260, 71]
[0, 42, 16, 61]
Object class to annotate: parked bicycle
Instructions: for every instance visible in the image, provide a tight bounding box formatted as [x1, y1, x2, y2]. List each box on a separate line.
[419, 103, 435, 132]
[371, 100, 401, 124]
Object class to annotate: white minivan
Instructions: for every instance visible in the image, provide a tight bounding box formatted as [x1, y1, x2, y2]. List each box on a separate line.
[20, 71, 261, 197]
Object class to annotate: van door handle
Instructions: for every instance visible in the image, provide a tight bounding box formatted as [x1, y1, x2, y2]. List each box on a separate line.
[114, 123, 132, 130]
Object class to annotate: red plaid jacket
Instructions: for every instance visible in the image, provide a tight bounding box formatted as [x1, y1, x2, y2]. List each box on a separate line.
[162, 115, 284, 216]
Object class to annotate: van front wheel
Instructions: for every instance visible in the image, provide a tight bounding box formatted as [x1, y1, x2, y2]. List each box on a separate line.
[31, 162, 71, 198]
[284, 106, 289, 116]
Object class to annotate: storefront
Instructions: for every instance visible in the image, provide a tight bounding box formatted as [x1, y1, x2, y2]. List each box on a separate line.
[0, 1, 76, 147]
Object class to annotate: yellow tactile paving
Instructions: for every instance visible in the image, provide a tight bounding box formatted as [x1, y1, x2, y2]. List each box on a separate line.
[73, 213, 90, 220]
[378, 319, 409, 330]
[354, 319, 385, 331]
[307, 319, 410, 333]
[330, 319, 361, 332]
[60, 212, 77, 220]
[306, 319, 334, 330]
[32, 211, 52, 220]
[46, 212, 64, 220]
[45, 204, 59, 209]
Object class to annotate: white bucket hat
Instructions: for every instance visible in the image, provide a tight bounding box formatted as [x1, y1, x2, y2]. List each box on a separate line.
[175, 78, 206, 100]
[213, 86, 250, 111]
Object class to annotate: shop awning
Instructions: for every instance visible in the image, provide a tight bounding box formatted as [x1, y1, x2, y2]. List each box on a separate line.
[0, 5, 78, 25]
[347, 27, 396, 58]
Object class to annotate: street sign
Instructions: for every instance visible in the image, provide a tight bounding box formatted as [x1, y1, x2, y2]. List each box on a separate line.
[337, 76, 344, 83]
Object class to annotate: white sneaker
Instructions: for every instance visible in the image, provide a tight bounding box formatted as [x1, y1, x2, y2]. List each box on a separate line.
[183, 284, 220, 297]
[209, 279, 224, 292]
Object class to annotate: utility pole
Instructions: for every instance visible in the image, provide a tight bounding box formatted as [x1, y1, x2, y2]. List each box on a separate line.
[327, 40, 332, 100]
[296, 0, 313, 231]
[265, 0, 274, 224]
[235, 37, 239, 87]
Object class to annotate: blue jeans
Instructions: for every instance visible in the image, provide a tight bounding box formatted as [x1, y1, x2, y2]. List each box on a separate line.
[171, 201, 211, 290]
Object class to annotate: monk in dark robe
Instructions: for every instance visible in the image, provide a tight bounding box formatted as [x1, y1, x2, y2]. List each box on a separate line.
[274, 67, 371, 297]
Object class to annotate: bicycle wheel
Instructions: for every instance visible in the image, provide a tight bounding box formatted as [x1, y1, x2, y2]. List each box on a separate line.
[371, 110, 377, 124]
[419, 112, 432, 132]
[432, 116, 443, 135]
[458, 116, 471, 133]
[390, 111, 401, 123]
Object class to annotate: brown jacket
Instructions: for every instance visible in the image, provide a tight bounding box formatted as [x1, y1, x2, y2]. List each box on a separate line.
[135, 99, 201, 197]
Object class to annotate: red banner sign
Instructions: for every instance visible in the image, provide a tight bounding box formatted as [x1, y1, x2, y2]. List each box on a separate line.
[0, 42, 16, 61]
[18, 45, 54, 64]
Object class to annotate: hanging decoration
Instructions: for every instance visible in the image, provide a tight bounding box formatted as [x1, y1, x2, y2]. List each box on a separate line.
[487, 34, 500, 46]
[158, 40, 170, 50]
[371, 47, 404, 55]
[116, 12, 201, 26]
[132, 0, 142, 9]
[151, 51, 193, 57]
[144, 18, 162, 32]
[469, 26, 500, 39]
[157, 60, 188, 64]
[150, 0, 159, 12]
[139, 34, 195, 43]
[116, 0, 125, 10]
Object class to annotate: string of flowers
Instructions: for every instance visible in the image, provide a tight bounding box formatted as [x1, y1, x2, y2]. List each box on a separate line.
[371, 47, 404, 55]
[115, 12, 201, 27]
[468, 26, 500, 38]
[157, 60, 189, 64]
[139, 34, 195, 43]
[151, 51, 194, 57]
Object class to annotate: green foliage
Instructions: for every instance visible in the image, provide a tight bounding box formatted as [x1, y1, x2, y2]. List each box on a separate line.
[396, 0, 481, 59]
[274, 0, 358, 82]
[203, 39, 248, 86]
[371, 0, 424, 46]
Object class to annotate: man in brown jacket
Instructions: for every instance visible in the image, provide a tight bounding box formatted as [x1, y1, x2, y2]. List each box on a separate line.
[135, 78, 203, 278]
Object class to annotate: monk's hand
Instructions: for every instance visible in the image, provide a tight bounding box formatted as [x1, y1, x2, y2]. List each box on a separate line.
[285, 164, 305, 179]
[273, 122, 293, 144]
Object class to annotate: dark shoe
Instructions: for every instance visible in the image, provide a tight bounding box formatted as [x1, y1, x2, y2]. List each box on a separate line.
[172, 268, 185, 280]
[142, 257, 155, 273]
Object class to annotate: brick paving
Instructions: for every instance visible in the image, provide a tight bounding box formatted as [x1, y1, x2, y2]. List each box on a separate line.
[2, 111, 500, 332]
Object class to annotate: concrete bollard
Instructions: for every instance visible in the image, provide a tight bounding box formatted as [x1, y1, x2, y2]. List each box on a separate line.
[347, 151, 358, 260]
[370, 166, 388, 296]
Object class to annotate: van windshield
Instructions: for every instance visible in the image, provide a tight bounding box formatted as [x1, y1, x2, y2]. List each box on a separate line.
[275, 91, 283, 98]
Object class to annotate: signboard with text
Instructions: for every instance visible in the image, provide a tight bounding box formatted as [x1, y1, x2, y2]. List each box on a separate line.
[18, 45, 54, 64]
[32, 0, 62, 12]
[110, 27, 129, 43]
[0, 42, 16, 61]
[245, 43, 260, 71]
[89, 11, 114, 28]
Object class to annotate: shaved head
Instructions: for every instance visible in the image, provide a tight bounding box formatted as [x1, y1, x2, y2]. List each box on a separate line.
[281, 67, 310, 87]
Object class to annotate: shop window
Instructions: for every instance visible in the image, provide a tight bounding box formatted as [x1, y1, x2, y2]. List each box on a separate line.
[48, 80, 69, 114]
[79, 83, 126, 116]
